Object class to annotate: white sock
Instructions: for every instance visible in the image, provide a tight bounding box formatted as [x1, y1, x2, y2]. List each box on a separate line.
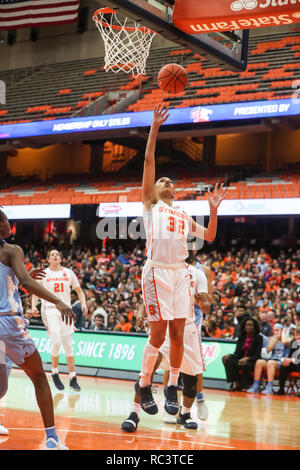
[182, 406, 191, 415]
[168, 367, 180, 387]
[52, 368, 59, 375]
[133, 402, 141, 417]
[139, 342, 159, 388]
[69, 372, 76, 379]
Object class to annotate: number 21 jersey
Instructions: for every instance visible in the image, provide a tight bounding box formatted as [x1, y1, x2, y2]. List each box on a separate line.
[40, 267, 80, 310]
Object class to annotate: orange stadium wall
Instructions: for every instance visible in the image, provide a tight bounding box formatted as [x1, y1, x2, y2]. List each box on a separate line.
[215, 133, 265, 167]
[270, 129, 300, 164]
[216, 130, 300, 168]
[7, 143, 91, 180]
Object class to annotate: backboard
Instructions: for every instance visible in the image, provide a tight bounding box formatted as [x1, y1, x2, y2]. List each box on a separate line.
[95, 0, 249, 71]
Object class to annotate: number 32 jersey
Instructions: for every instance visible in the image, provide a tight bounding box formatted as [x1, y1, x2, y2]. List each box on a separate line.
[40, 267, 80, 310]
[143, 200, 190, 264]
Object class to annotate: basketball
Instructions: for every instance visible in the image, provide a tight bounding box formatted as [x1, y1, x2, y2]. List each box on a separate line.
[157, 63, 188, 94]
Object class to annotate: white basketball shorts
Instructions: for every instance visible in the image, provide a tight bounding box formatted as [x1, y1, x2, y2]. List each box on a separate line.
[142, 261, 191, 322]
[45, 307, 74, 337]
[159, 321, 205, 375]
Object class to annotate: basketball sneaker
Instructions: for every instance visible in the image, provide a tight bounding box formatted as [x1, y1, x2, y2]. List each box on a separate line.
[177, 409, 198, 430]
[261, 384, 273, 395]
[45, 438, 69, 450]
[164, 385, 179, 415]
[69, 376, 81, 392]
[134, 381, 158, 415]
[0, 423, 9, 435]
[246, 382, 260, 393]
[197, 400, 209, 421]
[121, 412, 139, 433]
[52, 374, 65, 391]
[162, 410, 177, 424]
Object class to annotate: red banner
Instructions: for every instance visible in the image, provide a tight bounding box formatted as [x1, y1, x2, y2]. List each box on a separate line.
[173, 0, 300, 33]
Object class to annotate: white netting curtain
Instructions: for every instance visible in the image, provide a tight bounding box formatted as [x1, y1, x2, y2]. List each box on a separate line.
[94, 10, 157, 77]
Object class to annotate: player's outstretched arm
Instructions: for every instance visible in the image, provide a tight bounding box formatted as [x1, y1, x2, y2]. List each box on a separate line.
[8, 245, 75, 325]
[142, 103, 170, 209]
[74, 286, 88, 315]
[31, 294, 39, 315]
[189, 183, 227, 242]
[201, 265, 213, 305]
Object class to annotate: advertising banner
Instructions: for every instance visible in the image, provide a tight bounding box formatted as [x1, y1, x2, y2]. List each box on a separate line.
[29, 328, 236, 380]
[3, 204, 71, 220]
[0, 99, 298, 140]
[173, 0, 300, 33]
[98, 198, 300, 218]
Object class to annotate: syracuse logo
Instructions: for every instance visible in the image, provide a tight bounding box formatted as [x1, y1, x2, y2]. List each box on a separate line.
[191, 106, 213, 123]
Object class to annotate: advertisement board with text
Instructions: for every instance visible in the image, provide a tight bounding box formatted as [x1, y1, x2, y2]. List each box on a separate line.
[29, 328, 236, 380]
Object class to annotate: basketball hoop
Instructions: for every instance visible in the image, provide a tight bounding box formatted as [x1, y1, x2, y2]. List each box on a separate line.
[93, 8, 157, 77]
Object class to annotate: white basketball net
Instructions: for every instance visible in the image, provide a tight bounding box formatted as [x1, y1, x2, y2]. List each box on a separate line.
[93, 8, 157, 78]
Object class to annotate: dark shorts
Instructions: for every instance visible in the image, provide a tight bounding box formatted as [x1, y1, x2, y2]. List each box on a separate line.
[0, 315, 36, 366]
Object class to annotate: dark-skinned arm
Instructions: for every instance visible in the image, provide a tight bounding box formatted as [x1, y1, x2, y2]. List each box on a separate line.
[9, 245, 75, 325]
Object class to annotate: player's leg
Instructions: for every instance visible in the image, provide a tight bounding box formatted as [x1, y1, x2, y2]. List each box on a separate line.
[47, 313, 65, 391]
[247, 359, 266, 393]
[0, 360, 9, 435]
[122, 353, 163, 432]
[0, 331, 13, 434]
[135, 320, 167, 415]
[177, 373, 197, 429]
[262, 360, 278, 395]
[61, 334, 80, 392]
[196, 374, 209, 420]
[20, 349, 68, 449]
[164, 318, 186, 415]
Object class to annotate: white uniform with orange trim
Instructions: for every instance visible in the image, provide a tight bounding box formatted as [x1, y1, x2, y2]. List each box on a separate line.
[40, 267, 80, 336]
[159, 264, 208, 375]
[142, 200, 191, 322]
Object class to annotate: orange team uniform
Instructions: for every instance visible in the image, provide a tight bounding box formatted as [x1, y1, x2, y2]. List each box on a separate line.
[115, 322, 132, 332]
[222, 326, 235, 337]
[207, 328, 223, 339]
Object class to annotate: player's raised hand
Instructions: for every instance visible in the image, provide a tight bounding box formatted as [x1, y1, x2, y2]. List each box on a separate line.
[208, 182, 227, 211]
[29, 267, 47, 280]
[55, 300, 76, 326]
[152, 102, 170, 127]
[82, 304, 88, 316]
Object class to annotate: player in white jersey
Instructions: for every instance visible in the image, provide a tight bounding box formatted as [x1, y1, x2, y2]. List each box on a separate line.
[136, 103, 227, 416]
[121, 254, 210, 432]
[32, 250, 88, 392]
[135, 104, 226, 415]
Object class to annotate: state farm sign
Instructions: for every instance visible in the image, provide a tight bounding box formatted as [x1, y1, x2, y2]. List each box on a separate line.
[173, 0, 300, 33]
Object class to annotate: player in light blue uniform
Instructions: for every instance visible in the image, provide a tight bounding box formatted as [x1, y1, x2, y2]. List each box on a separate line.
[0, 208, 75, 449]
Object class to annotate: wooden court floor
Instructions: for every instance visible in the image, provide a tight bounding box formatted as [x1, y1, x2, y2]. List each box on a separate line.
[0, 369, 299, 451]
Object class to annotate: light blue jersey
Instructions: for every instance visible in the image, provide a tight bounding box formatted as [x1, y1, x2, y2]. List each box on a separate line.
[194, 264, 205, 330]
[0, 260, 23, 316]
[0, 245, 36, 366]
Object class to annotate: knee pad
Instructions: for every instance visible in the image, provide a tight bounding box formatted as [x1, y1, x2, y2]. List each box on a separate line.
[0, 364, 8, 400]
[61, 334, 74, 357]
[182, 372, 198, 399]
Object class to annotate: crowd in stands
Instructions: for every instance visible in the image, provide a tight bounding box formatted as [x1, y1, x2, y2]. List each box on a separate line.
[20, 242, 300, 394]
[21, 244, 300, 338]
